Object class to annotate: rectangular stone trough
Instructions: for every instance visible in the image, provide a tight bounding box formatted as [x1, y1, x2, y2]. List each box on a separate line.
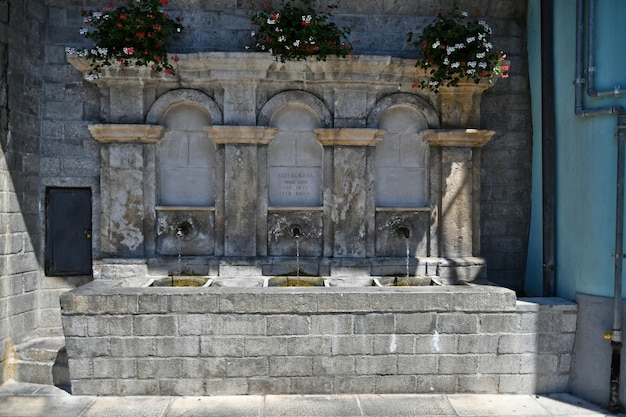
[59, 279, 577, 396]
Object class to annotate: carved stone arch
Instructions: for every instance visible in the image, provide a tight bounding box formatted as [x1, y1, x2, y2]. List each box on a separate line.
[146, 88, 223, 126]
[367, 93, 440, 130]
[258, 90, 332, 128]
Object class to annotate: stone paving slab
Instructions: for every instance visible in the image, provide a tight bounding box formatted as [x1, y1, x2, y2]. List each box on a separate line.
[166, 396, 263, 417]
[0, 380, 623, 417]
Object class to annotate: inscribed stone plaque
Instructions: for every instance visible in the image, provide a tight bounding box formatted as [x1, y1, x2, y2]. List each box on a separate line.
[270, 167, 322, 206]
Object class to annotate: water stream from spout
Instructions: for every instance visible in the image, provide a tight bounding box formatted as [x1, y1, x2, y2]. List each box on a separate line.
[295, 236, 300, 279]
[177, 232, 182, 280]
[405, 237, 410, 278]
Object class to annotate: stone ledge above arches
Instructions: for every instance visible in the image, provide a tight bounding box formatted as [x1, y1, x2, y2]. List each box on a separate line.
[67, 52, 497, 129]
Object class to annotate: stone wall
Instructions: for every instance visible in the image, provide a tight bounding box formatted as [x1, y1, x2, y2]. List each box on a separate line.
[60, 282, 576, 396]
[0, 0, 47, 383]
[0, 0, 10, 383]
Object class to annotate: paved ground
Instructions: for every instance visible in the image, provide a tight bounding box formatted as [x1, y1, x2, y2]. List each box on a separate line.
[0, 380, 623, 417]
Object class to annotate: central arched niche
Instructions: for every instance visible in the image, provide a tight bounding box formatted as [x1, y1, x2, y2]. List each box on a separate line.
[261, 91, 331, 263]
[268, 103, 323, 207]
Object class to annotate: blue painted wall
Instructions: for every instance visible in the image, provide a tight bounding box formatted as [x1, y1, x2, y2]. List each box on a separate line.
[526, 0, 626, 300]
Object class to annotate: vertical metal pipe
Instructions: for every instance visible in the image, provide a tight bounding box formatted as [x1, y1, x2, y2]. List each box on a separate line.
[610, 121, 625, 413]
[541, 0, 556, 297]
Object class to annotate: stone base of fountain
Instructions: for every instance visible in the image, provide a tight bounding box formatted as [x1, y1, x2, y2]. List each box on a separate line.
[60, 277, 577, 397]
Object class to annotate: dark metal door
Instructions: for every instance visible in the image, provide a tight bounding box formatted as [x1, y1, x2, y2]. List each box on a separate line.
[45, 187, 92, 276]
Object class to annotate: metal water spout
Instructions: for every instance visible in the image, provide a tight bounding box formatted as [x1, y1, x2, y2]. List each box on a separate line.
[175, 220, 192, 238]
[396, 225, 410, 239]
[290, 224, 302, 239]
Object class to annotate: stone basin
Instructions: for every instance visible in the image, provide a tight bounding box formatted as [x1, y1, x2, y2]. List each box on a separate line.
[146, 276, 212, 287]
[373, 276, 433, 287]
[264, 276, 330, 287]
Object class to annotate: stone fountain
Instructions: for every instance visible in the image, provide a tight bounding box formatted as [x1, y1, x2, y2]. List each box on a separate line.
[59, 53, 576, 396]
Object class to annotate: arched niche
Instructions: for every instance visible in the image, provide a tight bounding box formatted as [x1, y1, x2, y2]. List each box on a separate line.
[147, 90, 221, 206]
[260, 92, 329, 207]
[146, 89, 223, 125]
[369, 94, 439, 207]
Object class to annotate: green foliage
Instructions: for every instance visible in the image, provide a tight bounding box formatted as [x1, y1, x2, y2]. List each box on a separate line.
[249, 0, 352, 62]
[407, 11, 508, 93]
[77, 0, 184, 76]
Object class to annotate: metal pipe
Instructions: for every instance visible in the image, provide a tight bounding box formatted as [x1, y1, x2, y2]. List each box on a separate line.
[586, 0, 623, 99]
[541, 0, 556, 297]
[610, 117, 625, 413]
[575, 0, 624, 118]
[575, 0, 625, 411]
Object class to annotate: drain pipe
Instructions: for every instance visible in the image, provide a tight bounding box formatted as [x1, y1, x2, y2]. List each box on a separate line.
[575, 0, 626, 412]
[541, 0, 556, 297]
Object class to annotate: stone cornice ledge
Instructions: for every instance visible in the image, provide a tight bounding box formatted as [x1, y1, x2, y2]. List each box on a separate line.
[88, 124, 167, 143]
[204, 126, 278, 145]
[67, 52, 498, 89]
[68, 52, 498, 129]
[314, 128, 385, 146]
[423, 129, 495, 147]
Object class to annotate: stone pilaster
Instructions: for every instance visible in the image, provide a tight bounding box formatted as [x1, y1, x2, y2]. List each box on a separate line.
[205, 126, 278, 256]
[425, 129, 494, 258]
[88, 124, 165, 257]
[315, 129, 384, 257]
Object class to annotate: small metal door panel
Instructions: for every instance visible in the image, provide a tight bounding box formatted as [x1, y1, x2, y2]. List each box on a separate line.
[45, 188, 92, 276]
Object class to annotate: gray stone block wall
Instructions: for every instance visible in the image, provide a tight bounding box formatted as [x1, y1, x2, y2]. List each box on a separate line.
[60, 283, 576, 396]
[0, 0, 47, 383]
[0, 0, 9, 382]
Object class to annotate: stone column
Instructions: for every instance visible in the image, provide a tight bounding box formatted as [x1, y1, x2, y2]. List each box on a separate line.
[205, 126, 278, 256]
[88, 124, 165, 257]
[425, 129, 494, 258]
[315, 129, 384, 257]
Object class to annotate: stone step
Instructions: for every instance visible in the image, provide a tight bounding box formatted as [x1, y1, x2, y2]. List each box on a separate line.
[13, 337, 70, 390]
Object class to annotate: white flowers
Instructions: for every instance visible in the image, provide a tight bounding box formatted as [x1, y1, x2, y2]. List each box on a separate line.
[445, 43, 466, 55]
[432, 40, 440, 49]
